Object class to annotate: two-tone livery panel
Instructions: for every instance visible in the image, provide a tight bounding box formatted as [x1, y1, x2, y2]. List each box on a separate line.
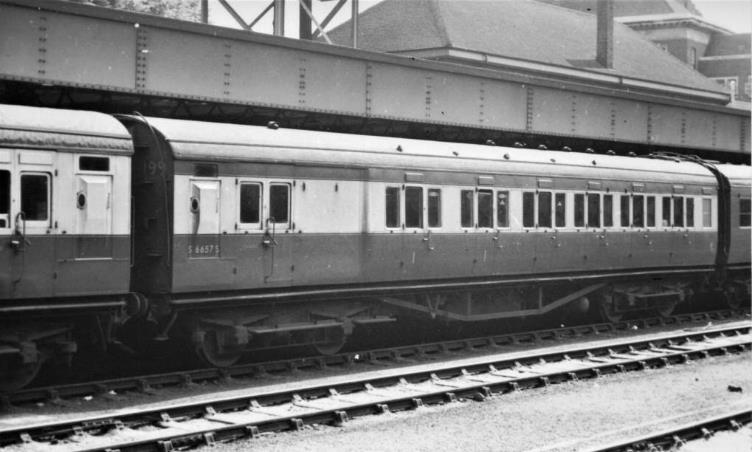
[0, 105, 132, 388]
[120, 116, 749, 366]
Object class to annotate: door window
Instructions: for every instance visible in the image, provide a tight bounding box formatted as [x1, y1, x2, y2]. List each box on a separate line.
[269, 183, 290, 226]
[405, 186, 423, 228]
[21, 173, 50, 223]
[0, 170, 9, 229]
[477, 189, 493, 228]
[428, 188, 442, 228]
[239, 183, 262, 226]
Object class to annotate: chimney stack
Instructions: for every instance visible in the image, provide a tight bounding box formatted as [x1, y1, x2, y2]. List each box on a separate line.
[596, 0, 614, 68]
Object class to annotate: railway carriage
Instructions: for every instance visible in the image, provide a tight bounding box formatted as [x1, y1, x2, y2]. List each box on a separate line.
[0, 105, 133, 388]
[120, 115, 750, 367]
[0, 104, 749, 389]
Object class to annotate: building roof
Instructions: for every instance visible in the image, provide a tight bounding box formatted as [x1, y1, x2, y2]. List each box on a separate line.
[705, 33, 751, 57]
[537, 0, 701, 18]
[327, 0, 724, 93]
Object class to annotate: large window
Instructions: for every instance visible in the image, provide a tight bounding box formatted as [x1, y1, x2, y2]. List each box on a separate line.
[702, 198, 712, 227]
[269, 183, 290, 225]
[478, 189, 493, 228]
[603, 195, 613, 227]
[428, 188, 441, 228]
[21, 173, 50, 222]
[496, 191, 509, 228]
[0, 170, 9, 228]
[385, 187, 400, 228]
[405, 186, 423, 228]
[239, 183, 261, 225]
[587, 194, 600, 228]
[461, 190, 474, 228]
[632, 195, 644, 228]
[662, 197, 672, 227]
[741, 198, 751, 227]
[555, 193, 566, 228]
[647, 196, 656, 227]
[620, 195, 630, 227]
[538, 191, 552, 228]
[522, 192, 535, 228]
[685, 198, 694, 227]
[574, 194, 585, 227]
[673, 197, 684, 228]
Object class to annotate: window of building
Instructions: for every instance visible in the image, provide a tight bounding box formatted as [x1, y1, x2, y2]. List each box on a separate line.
[538, 191, 552, 228]
[621, 195, 630, 227]
[647, 196, 656, 227]
[21, 173, 50, 222]
[269, 183, 290, 225]
[555, 193, 566, 228]
[522, 192, 535, 228]
[603, 194, 613, 227]
[428, 188, 441, 228]
[461, 190, 474, 228]
[574, 194, 585, 227]
[686, 198, 694, 227]
[477, 189, 493, 228]
[633, 195, 644, 228]
[702, 198, 712, 227]
[690, 47, 697, 69]
[745, 75, 751, 99]
[712, 76, 740, 97]
[386, 187, 400, 228]
[587, 194, 600, 228]
[673, 197, 684, 227]
[239, 183, 261, 225]
[662, 197, 672, 227]
[405, 186, 423, 228]
[496, 191, 509, 228]
[741, 198, 751, 227]
[0, 170, 9, 228]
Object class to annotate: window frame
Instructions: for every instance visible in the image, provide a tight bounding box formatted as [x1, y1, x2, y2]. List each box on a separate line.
[460, 189, 475, 229]
[427, 187, 442, 229]
[701, 197, 713, 228]
[237, 181, 263, 230]
[404, 185, 424, 230]
[496, 190, 511, 230]
[740, 197, 751, 229]
[0, 169, 9, 230]
[268, 181, 292, 229]
[20, 171, 52, 227]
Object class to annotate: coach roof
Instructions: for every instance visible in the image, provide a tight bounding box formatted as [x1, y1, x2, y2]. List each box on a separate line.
[138, 116, 724, 185]
[0, 104, 133, 155]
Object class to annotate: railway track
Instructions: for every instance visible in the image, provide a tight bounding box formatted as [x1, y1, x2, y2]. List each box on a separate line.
[588, 407, 751, 452]
[0, 322, 748, 452]
[1, 309, 743, 408]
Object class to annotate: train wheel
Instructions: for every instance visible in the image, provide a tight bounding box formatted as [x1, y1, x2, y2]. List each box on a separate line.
[722, 285, 744, 310]
[655, 299, 677, 318]
[599, 292, 623, 323]
[311, 328, 347, 356]
[0, 357, 42, 392]
[194, 329, 243, 368]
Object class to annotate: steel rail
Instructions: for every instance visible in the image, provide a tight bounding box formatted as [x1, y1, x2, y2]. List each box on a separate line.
[0, 323, 748, 451]
[586, 407, 751, 452]
[1, 309, 742, 408]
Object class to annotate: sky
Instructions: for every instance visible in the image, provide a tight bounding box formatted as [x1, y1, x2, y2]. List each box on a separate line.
[208, 0, 752, 36]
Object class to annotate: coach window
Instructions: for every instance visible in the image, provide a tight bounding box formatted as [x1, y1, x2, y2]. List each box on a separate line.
[497, 191, 509, 228]
[574, 194, 585, 227]
[673, 197, 684, 228]
[587, 194, 600, 228]
[538, 191, 552, 228]
[702, 198, 712, 228]
[269, 183, 290, 226]
[522, 192, 535, 228]
[21, 173, 50, 224]
[555, 193, 566, 228]
[386, 187, 400, 228]
[686, 198, 695, 227]
[632, 195, 644, 228]
[740, 198, 751, 227]
[620, 195, 630, 227]
[0, 170, 9, 228]
[239, 183, 262, 226]
[603, 194, 613, 228]
[461, 190, 474, 228]
[79, 156, 110, 172]
[662, 197, 672, 227]
[647, 196, 656, 227]
[405, 186, 423, 228]
[478, 189, 493, 228]
[428, 189, 442, 228]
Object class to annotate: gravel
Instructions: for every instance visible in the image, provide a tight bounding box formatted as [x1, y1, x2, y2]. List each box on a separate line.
[207, 352, 751, 452]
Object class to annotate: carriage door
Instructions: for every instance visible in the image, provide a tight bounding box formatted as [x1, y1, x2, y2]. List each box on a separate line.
[189, 180, 221, 258]
[76, 172, 113, 258]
